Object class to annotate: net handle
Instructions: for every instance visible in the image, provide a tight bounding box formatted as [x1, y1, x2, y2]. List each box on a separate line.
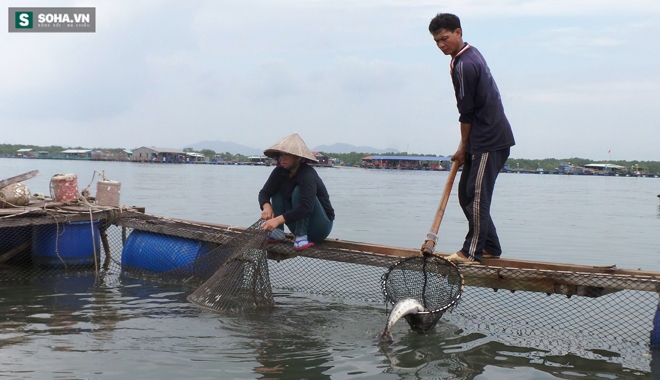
[421, 162, 459, 255]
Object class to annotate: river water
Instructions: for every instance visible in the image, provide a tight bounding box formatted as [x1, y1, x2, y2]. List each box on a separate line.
[0, 158, 659, 379]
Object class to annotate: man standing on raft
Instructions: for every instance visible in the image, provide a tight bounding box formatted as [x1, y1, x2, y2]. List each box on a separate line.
[429, 13, 515, 264]
[259, 133, 335, 251]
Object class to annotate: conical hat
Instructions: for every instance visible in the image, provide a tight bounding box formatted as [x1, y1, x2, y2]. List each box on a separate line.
[264, 133, 318, 162]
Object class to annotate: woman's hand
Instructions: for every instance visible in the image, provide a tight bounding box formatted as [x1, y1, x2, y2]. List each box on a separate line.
[261, 215, 284, 231]
[261, 203, 274, 220]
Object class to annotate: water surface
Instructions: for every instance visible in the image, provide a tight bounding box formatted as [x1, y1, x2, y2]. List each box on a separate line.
[0, 159, 658, 379]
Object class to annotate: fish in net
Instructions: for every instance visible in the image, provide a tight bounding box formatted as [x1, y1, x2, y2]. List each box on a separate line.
[186, 219, 274, 312]
[378, 255, 464, 341]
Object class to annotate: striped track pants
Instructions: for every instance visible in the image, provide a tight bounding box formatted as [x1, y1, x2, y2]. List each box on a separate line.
[458, 148, 510, 262]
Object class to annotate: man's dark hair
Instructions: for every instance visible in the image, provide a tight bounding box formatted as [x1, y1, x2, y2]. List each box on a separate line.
[428, 13, 461, 34]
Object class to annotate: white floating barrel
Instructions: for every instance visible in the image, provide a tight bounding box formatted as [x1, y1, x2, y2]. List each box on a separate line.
[96, 180, 121, 206]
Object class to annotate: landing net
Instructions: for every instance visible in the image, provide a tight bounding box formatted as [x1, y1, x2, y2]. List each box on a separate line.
[186, 220, 274, 312]
[381, 255, 464, 333]
[118, 218, 275, 312]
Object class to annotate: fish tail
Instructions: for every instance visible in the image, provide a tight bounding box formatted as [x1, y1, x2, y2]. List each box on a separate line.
[376, 329, 393, 343]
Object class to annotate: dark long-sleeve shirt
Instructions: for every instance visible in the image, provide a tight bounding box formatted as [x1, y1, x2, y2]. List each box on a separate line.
[258, 163, 335, 223]
[452, 44, 515, 154]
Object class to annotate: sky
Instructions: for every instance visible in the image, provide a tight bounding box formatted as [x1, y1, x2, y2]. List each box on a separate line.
[2, 1, 659, 161]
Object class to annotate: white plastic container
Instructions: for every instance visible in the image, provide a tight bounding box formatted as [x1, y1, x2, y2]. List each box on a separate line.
[95, 180, 121, 206]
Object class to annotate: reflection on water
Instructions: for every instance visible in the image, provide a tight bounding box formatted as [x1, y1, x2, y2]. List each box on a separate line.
[1, 273, 654, 379]
[0, 159, 659, 378]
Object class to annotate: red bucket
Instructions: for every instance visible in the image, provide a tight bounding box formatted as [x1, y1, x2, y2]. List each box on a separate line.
[50, 174, 79, 202]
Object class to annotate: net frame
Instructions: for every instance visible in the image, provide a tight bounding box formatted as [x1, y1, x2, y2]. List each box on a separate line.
[381, 255, 464, 315]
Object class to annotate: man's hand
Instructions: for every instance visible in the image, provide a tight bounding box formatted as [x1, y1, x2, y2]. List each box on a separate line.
[452, 122, 471, 167]
[261, 203, 274, 220]
[451, 148, 467, 167]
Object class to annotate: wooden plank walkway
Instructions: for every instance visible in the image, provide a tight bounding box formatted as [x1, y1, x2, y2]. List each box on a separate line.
[114, 211, 660, 297]
[2, 204, 657, 297]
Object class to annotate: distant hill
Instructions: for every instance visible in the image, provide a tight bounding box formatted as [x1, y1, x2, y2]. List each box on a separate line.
[183, 141, 262, 156]
[312, 143, 399, 154]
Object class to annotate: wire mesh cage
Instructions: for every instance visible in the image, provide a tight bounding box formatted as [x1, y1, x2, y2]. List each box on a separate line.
[1, 208, 659, 372]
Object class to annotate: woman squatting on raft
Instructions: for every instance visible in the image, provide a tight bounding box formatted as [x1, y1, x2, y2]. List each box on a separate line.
[258, 133, 335, 251]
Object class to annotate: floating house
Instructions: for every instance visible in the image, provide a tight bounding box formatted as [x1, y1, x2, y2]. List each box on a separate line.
[246, 155, 271, 165]
[59, 149, 92, 159]
[90, 150, 131, 161]
[131, 146, 187, 163]
[584, 163, 627, 174]
[311, 152, 331, 166]
[185, 152, 208, 163]
[16, 148, 35, 158]
[557, 162, 581, 174]
[361, 155, 451, 170]
[211, 154, 235, 164]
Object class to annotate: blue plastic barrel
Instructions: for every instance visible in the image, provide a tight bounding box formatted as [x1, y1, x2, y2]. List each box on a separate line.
[0, 225, 32, 265]
[32, 220, 100, 267]
[0, 225, 31, 251]
[121, 230, 212, 272]
[652, 301, 660, 348]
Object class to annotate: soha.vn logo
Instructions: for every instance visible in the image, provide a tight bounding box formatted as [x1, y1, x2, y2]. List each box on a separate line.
[15, 11, 33, 28]
[37, 12, 91, 24]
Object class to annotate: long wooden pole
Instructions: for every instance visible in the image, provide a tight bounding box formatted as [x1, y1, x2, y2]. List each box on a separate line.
[421, 162, 460, 255]
[0, 170, 39, 189]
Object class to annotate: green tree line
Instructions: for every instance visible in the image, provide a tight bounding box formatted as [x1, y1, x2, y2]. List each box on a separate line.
[0, 144, 249, 162]
[2, 144, 658, 173]
[322, 152, 660, 174]
[505, 158, 660, 174]
[0, 144, 129, 155]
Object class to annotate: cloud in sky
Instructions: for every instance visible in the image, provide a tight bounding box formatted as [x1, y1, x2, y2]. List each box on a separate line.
[1, 0, 659, 160]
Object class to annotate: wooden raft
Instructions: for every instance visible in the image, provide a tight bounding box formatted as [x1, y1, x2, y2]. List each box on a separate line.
[0, 200, 145, 227]
[0, 202, 145, 269]
[114, 211, 660, 298]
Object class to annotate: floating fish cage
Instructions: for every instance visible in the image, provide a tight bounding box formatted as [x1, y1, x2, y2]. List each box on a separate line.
[1, 206, 659, 373]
